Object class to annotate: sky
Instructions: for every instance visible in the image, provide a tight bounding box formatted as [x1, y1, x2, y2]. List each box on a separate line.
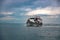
[0, 0, 60, 23]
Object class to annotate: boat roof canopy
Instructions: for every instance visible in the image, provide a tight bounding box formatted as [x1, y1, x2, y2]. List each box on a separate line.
[30, 18, 35, 19]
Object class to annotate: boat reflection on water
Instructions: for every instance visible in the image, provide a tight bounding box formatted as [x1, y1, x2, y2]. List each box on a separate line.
[26, 17, 43, 27]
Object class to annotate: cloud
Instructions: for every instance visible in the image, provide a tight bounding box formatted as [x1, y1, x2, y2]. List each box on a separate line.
[45, 15, 59, 18]
[18, 7, 32, 11]
[33, 0, 49, 5]
[0, 16, 16, 20]
[12, 7, 33, 16]
[33, 0, 59, 7]
[1, 12, 14, 15]
[24, 8, 32, 11]
[2, 0, 29, 5]
[1, 0, 30, 11]
[57, 0, 60, 6]
[25, 6, 60, 16]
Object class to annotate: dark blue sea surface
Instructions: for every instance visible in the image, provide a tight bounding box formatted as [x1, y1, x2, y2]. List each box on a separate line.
[0, 23, 60, 40]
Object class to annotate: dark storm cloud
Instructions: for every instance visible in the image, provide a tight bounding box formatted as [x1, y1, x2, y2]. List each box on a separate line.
[0, 0, 60, 23]
[56, 0, 60, 6]
[0, 0, 35, 12]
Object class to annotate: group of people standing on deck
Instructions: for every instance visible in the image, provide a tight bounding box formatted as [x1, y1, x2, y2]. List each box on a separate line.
[34, 17, 42, 23]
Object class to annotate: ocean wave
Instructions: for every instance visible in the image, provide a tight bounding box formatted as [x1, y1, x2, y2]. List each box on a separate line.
[43, 24, 60, 26]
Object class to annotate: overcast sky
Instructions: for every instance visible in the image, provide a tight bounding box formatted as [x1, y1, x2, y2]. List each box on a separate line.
[0, 0, 60, 23]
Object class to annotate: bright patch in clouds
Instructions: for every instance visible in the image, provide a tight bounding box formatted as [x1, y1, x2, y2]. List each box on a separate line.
[26, 7, 60, 16]
[1, 12, 14, 15]
[14, 7, 32, 11]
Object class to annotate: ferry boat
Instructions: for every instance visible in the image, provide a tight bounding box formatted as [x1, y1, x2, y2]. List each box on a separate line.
[26, 17, 43, 26]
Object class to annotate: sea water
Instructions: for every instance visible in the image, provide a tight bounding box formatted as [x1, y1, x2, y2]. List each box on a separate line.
[0, 23, 60, 40]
